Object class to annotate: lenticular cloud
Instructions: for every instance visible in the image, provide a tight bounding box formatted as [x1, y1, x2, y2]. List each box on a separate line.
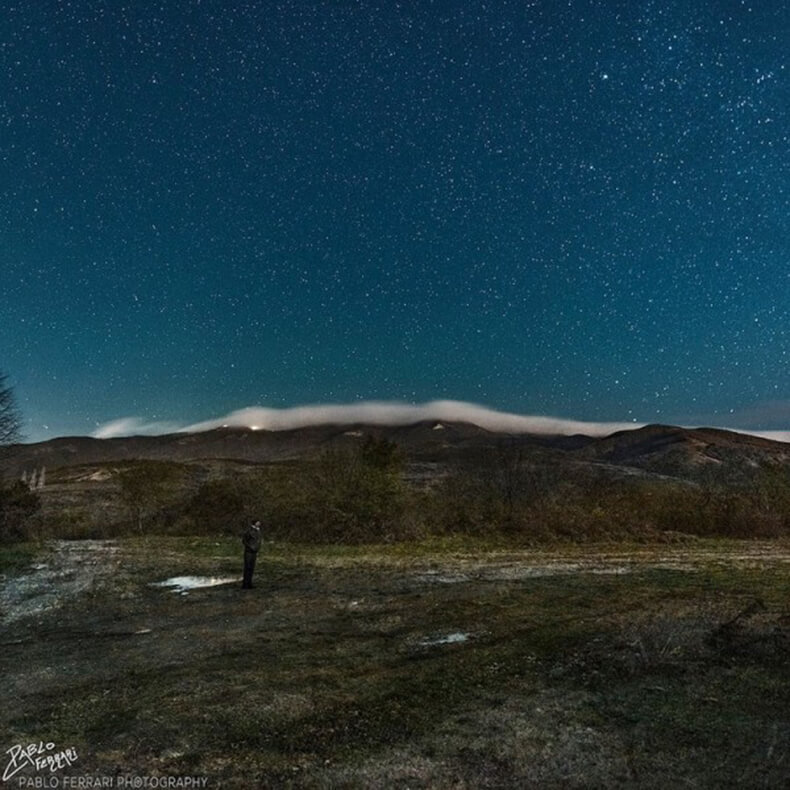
[181, 400, 641, 435]
[92, 417, 183, 439]
[91, 400, 643, 439]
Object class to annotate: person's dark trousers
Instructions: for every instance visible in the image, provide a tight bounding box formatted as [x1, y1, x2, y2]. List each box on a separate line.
[243, 549, 257, 588]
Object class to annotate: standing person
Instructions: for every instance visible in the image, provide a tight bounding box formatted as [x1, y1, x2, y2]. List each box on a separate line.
[241, 519, 262, 589]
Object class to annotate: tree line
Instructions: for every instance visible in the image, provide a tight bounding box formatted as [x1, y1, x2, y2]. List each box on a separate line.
[0, 372, 42, 540]
[6, 438, 790, 544]
[4, 368, 790, 544]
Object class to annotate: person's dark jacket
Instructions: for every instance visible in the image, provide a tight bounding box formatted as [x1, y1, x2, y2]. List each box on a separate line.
[242, 524, 262, 553]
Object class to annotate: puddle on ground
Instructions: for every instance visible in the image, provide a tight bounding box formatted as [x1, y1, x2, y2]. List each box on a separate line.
[151, 576, 239, 595]
[419, 631, 471, 647]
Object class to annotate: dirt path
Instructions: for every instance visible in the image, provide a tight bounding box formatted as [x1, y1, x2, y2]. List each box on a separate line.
[414, 542, 790, 583]
[0, 540, 121, 625]
[4, 539, 790, 625]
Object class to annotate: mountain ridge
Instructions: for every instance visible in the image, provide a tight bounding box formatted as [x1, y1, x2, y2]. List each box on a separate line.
[4, 421, 790, 485]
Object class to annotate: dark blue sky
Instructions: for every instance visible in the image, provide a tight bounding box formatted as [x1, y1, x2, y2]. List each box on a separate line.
[2, 0, 789, 441]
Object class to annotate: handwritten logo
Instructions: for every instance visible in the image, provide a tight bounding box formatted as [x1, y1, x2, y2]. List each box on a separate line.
[3, 741, 78, 782]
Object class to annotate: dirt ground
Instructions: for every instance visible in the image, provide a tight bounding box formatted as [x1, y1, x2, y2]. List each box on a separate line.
[2, 537, 790, 788]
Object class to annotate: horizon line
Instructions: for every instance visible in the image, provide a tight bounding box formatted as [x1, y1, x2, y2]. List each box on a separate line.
[33, 399, 790, 445]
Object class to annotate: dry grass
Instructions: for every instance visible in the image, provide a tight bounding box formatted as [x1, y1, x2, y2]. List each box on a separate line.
[2, 537, 790, 788]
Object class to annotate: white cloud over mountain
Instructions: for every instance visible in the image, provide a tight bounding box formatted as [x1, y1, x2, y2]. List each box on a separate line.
[92, 400, 643, 439]
[90, 400, 790, 443]
[92, 417, 184, 439]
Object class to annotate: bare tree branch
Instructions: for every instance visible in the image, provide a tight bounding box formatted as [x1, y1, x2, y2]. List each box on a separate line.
[0, 372, 22, 447]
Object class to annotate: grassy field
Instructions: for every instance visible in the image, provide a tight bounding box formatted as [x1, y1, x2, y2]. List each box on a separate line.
[2, 537, 790, 788]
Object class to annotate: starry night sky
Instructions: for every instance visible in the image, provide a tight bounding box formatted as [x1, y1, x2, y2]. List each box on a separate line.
[2, 1, 789, 442]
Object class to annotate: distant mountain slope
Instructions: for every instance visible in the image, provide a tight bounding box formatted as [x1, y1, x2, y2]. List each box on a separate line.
[580, 424, 790, 480]
[4, 421, 790, 486]
[4, 421, 502, 473]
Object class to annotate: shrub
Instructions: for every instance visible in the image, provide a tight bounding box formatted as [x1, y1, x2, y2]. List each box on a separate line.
[0, 480, 41, 542]
[116, 460, 189, 533]
[185, 478, 250, 534]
